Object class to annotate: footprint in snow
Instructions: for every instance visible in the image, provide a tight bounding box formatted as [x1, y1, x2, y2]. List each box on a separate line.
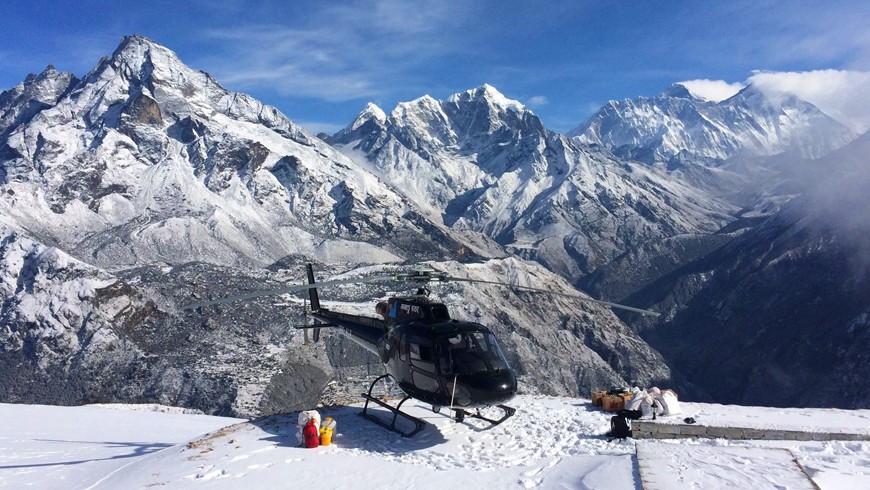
[199, 469, 229, 480]
[519, 476, 542, 489]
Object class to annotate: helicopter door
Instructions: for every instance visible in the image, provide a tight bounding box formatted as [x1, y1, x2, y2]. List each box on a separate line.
[407, 335, 439, 392]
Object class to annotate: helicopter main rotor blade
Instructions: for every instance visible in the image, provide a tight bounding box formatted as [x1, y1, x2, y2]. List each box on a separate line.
[181, 274, 396, 310]
[181, 265, 658, 316]
[443, 276, 661, 317]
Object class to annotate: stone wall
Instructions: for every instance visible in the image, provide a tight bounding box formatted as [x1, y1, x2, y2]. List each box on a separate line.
[632, 421, 870, 441]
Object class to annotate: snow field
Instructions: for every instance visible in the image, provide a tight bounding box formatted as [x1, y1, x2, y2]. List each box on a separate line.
[2, 396, 869, 489]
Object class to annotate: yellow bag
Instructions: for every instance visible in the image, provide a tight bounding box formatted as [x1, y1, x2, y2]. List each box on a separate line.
[320, 417, 337, 446]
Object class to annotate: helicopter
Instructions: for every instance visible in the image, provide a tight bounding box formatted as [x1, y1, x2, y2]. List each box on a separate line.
[185, 263, 659, 437]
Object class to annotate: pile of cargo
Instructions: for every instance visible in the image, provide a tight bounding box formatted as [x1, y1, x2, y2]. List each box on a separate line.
[591, 389, 634, 412]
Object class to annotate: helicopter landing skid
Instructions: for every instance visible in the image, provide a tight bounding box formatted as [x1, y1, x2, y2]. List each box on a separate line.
[453, 404, 516, 426]
[359, 375, 426, 438]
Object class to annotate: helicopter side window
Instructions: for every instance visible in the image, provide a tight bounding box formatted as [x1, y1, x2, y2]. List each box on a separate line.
[430, 304, 450, 321]
[409, 343, 433, 362]
[398, 335, 408, 362]
[408, 336, 435, 373]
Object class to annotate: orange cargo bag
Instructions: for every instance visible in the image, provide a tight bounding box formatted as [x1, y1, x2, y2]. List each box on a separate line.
[591, 390, 607, 407]
[602, 395, 625, 412]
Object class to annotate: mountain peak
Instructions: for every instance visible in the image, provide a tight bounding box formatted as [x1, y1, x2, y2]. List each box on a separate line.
[104, 34, 185, 79]
[448, 84, 526, 113]
[391, 94, 442, 119]
[344, 102, 386, 132]
[659, 83, 696, 100]
[117, 34, 161, 50]
[360, 102, 386, 122]
[572, 79, 855, 161]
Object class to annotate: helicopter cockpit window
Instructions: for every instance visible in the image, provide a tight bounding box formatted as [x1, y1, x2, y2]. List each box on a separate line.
[437, 331, 509, 375]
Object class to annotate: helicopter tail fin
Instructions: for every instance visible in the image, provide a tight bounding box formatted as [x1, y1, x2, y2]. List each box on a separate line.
[312, 320, 321, 343]
[306, 263, 322, 343]
[306, 263, 322, 312]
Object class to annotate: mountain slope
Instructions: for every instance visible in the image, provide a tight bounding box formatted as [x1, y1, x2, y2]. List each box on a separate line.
[631, 132, 870, 408]
[0, 223, 335, 416]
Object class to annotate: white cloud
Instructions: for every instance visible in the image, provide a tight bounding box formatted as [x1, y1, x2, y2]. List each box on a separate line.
[526, 95, 549, 107]
[197, 0, 468, 102]
[678, 79, 745, 102]
[675, 71, 870, 134]
[748, 70, 870, 133]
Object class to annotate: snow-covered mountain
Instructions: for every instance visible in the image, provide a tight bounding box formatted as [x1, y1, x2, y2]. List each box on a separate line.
[0, 35, 474, 270]
[329, 82, 870, 411]
[330, 85, 735, 284]
[0, 36, 679, 415]
[571, 83, 855, 163]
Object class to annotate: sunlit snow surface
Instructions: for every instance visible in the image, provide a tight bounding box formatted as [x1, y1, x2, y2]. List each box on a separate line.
[1, 397, 868, 489]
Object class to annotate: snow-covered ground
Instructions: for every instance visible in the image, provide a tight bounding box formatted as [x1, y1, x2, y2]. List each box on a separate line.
[1, 396, 868, 489]
[651, 400, 870, 434]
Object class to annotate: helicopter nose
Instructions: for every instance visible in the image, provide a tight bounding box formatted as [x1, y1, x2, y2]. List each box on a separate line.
[455, 370, 517, 407]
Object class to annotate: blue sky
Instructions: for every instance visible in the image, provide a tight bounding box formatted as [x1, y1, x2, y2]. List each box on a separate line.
[2, 0, 868, 134]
